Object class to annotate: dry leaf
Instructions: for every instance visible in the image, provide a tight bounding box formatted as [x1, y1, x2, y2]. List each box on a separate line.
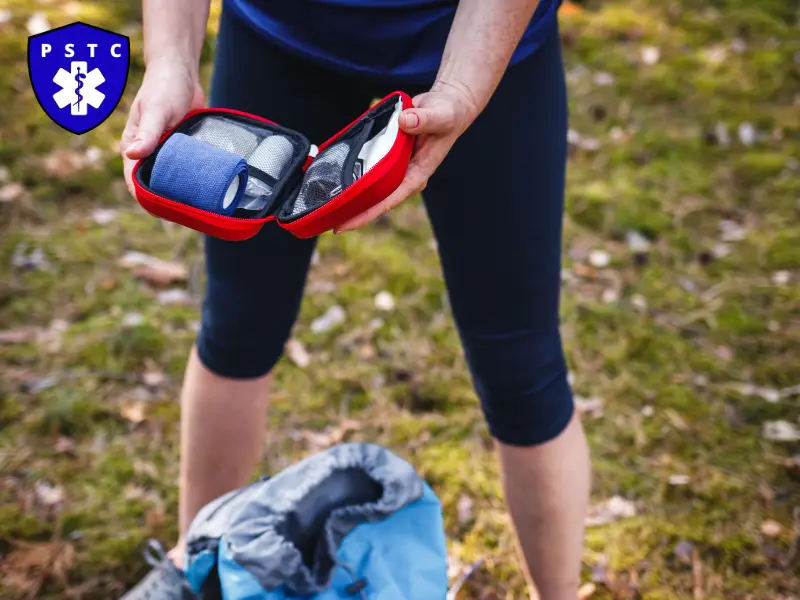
[575, 396, 604, 418]
[142, 369, 166, 388]
[156, 288, 192, 305]
[12, 244, 51, 271]
[761, 519, 782, 538]
[26, 12, 49, 35]
[122, 313, 145, 327]
[133, 459, 158, 479]
[560, 1, 583, 17]
[719, 219, 748, 242]
[296, 419, 362, 451]
[626, 231, 651, 253]
[34, 481, 64, 508]
[731, 383, 780, 403]
[374, 291, 395, 311]
[90, 208, 118, 225]
[588, 250, 610, 268]
[2, 539, 76, 594]
[119, 251, 187, 287]
[307, 279, 337, 294]
[54, 437, 76, 455]
[668, 474, 691, 486]
[310, 305, 346, 334]
[40, 318, 69, 353]
[359, 342, 376, 359]
[457, 495, 474, 525]
[0, 182, 24, 202]
[665, 409, 690, 431]
[675, 540, 695, 564]
[286, 339, 311, 368]
[738, 122, 756, 146]
[0, 327, 39, 344]
[146, 506, 166, 531]
[133, 265, 187, 287]
[602, 287, 620, 304]
[446, 554, 465, 580]
[586, 495, 637, 527]
[593, 72, 615, 86]
[772, 270, 791, 286]
[641, 46, 661, 65]
[120, 401, 146, 424]
[763, 420, 800, 442]
[590, 554, 608, 582]
[631, 294, 648, 310]
[85, 146, 103, 165]
[783, 455, 800, 474]
[41, 148, 88, 178]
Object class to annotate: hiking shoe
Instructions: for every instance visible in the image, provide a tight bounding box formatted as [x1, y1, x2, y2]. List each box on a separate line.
[121, 540, 197, 600]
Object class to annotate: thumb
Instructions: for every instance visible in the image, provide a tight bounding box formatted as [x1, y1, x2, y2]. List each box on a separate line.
[400, 104, 456, 136]
[125, 104, 171, 159]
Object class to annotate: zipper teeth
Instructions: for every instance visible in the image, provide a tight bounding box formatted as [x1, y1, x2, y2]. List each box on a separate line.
[149, 147, 391, 223]
[147, 111, 400, 223]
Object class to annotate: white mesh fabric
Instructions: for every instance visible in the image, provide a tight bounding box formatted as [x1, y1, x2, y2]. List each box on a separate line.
[248, 135, 294, 179]
[290, 141, 350, 217]
[189, 117, 259, 157]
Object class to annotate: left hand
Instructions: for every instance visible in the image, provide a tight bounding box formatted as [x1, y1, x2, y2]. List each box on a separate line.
[333, 81, 479, 233]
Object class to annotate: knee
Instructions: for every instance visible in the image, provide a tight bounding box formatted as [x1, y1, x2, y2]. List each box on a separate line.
[196, 282, 293, 380]
[463, 327, 574, 447]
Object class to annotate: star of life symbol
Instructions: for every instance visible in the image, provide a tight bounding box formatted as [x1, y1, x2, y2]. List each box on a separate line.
[52, 61, 105, 116]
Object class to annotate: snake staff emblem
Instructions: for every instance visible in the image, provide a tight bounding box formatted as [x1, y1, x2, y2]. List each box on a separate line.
[73, 66, 85, 108]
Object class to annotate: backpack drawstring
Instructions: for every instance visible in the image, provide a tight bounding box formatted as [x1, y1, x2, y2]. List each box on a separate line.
[143, 539, 170, 568]
[141, 539, 198, 599]
[335, 561, 368, 600]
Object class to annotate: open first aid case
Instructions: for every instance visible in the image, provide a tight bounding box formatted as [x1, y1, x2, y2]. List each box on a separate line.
[133, 91, 413, 240]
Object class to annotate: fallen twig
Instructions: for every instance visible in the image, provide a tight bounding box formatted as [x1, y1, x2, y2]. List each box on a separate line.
[446, 556, 486, 600]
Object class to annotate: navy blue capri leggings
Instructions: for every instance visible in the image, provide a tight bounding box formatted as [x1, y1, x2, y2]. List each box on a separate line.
[198, 9, 573, 447]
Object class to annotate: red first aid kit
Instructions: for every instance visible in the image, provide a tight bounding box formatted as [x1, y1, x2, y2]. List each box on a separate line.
[133, 91, 413, 240]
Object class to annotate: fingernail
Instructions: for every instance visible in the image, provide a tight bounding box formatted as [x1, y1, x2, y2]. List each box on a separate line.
[403, 113, 419, 129]
[127, 141, 141, 153]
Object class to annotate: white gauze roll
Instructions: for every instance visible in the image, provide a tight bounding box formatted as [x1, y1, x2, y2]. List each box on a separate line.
[247, 135, 295, 179]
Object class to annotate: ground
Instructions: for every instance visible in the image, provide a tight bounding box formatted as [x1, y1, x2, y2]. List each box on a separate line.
[0, 0, 798, 598]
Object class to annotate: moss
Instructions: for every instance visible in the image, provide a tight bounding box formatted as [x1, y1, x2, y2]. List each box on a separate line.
[764, 229, 800, 270]
[735, 152, 788, 183]
[1, 0, 798, 596]
[32, 389, 114, 437]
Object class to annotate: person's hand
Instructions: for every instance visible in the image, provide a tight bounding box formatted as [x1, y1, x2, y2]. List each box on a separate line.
[333, 81, 479, 233]
[120, 60, 205, 196]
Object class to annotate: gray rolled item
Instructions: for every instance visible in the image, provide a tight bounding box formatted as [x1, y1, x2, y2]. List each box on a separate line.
[247, 135, 295, 179]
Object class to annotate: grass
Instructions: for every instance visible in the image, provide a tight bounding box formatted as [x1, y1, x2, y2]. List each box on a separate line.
[1, 0, 799, 598]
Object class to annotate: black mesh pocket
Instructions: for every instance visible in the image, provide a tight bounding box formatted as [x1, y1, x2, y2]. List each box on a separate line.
[287, 141, 351, 218]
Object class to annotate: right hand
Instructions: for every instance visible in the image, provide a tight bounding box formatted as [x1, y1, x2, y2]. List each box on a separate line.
[120, 60, 205, 196]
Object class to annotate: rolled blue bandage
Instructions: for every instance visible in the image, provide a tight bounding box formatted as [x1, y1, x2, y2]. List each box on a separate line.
[150, 133, 249, 216]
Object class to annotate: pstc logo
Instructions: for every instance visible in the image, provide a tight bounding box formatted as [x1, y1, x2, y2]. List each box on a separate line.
[28, 22, 129, 135]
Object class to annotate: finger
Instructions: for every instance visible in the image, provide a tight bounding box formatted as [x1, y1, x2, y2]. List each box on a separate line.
[400, 104, 456, 136]
[334, 169, 427, 233]
[123, 155, 137, 198]
[120, 101, 140, 156]
[126, 101, 170, 159]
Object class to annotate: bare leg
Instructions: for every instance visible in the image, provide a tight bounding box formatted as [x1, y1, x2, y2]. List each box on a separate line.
[498, 413, 590, 600]
[169, 347, 272, 564]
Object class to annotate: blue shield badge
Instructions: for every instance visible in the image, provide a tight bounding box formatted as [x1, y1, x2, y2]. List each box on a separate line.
[28, 21, 130, 135]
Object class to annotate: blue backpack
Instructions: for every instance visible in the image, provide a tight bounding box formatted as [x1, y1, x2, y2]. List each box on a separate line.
[184, 443, 448, 599]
